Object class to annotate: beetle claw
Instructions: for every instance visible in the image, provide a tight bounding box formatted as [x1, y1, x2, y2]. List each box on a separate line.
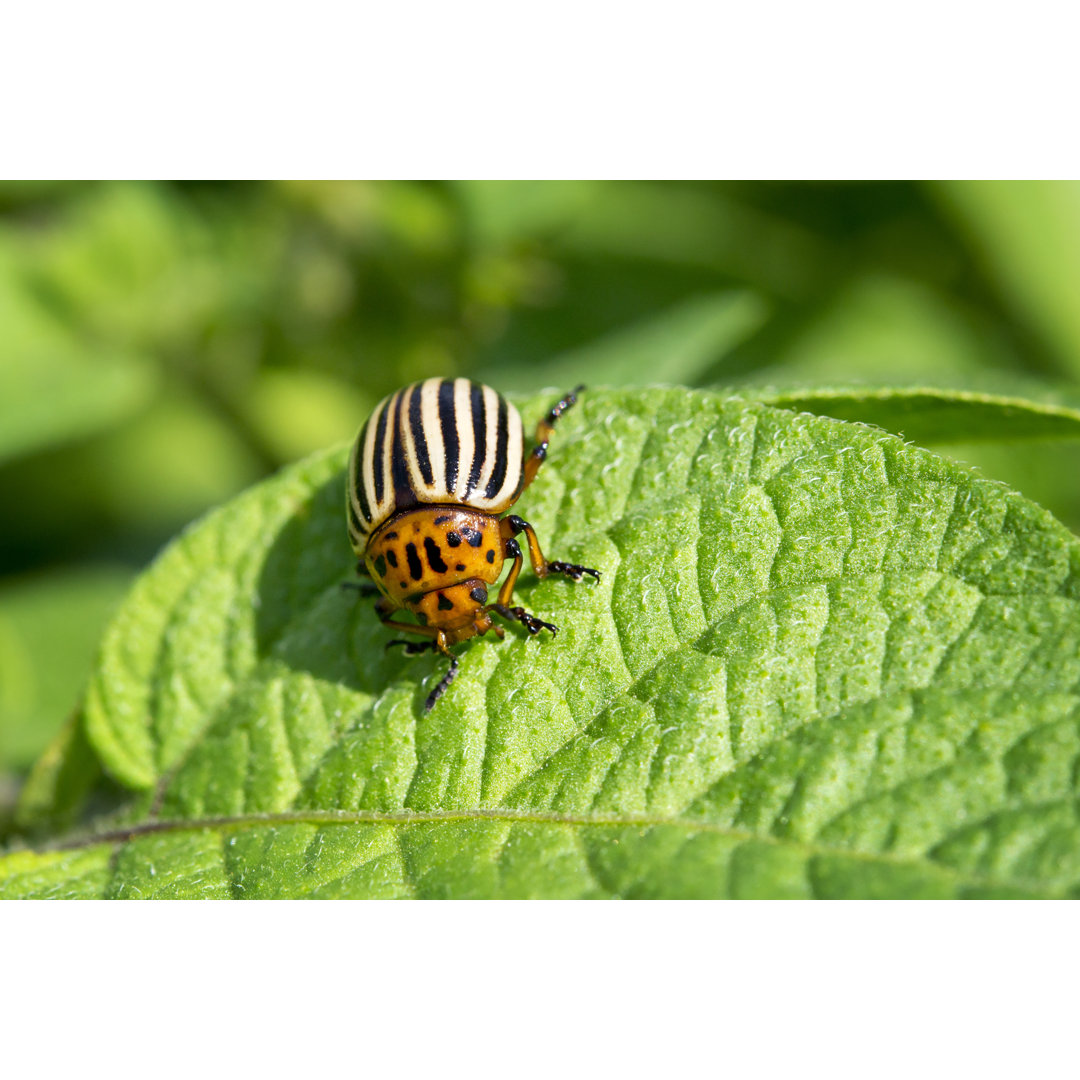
[489, 603, 558, 637]
[547, 560, 601, 584]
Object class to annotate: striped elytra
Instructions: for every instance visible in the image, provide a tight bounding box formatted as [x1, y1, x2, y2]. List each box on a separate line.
[347, 378, 524, 552]
[346, 381, 599, 713]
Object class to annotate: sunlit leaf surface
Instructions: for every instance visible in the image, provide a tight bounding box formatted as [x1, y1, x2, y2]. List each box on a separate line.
[5, 387, 1079, 898]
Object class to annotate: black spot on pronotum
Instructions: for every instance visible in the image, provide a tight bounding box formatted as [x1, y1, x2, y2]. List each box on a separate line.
[446, 531, 462, 547]
[424, 537, 448, 573]
[437, 593, 454, 611]
[417, 611, 429, 625]
[434, 515, 451, 525]
[486, 549, 495, 564]
[470, 586, 487, 603]
[399, 581, 408, 589]
[405, 543, 423, 581]
[373, 554, 387, 578]
[456, 563, 466, 571]
[386, 550, 398, 568]
[462, 527, 484, 548]
[384, 531, 398, 541]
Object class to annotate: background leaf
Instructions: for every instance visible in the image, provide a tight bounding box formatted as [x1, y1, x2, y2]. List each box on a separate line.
[748, 384, 1080, 444]
[0, 251, 154, 466]
[4, 386, 1080, 898]
[934, 181, 1080, 381]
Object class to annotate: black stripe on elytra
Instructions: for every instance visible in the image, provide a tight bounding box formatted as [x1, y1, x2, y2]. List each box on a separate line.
[438, 379, 459, 494]
[409, 383, 434, 486]
[405, 542, 423, 581]
[391, 392, 417, 509]
[485, 395, 510, 499]
[372, 402, 389, 506]
[353, 419, 372, 522]
[466, 382, 487, 497]
[423, 537, 448, 573]
[347, 493, 365, 536]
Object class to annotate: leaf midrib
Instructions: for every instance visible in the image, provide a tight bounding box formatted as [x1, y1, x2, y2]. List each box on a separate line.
[27, 805, 1065, 897]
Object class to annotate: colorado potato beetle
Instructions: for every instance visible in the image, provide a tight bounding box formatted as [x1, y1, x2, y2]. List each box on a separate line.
[347, 379, 599, 710]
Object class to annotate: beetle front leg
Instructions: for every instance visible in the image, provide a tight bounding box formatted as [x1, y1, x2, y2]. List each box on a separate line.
[501, 515, 601, 584]
[496, 536, 524, 606]
[484, 535, 559, 637]
[487, 602, 558, 637]
[378, 609, 459, 712]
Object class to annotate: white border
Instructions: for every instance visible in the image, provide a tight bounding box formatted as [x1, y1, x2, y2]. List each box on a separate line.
[4, 3, 1078, 177]
[3, 902, 1074, 1078]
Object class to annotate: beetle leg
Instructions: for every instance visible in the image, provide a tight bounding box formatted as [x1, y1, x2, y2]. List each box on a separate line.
[487, 602, 558, 637]
[375, 596, 438, 641]
[520, 385, 584, 492]
[501, 515, 601, 584]
[497, 536, 524, 606]
[378, 616, 439, 642]
[486, 535, 559, 636]
[425, 651, 459, 712]
[386, 638, 435, 655]
[342, 579, 380, 595]
[342, 560, 379, 595]
[380, 616, 459, 712]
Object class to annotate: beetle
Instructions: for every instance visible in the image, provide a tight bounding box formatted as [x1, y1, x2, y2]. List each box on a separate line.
[346, 379, 600, 711]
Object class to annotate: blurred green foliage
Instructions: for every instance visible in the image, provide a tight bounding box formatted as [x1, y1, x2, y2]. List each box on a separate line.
[3, 180, 1080, 827]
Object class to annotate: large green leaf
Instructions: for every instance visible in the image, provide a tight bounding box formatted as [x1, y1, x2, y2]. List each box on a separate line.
[4, 387, 1080, 898]
[736, 384, 1080, 536]
[747, 384, 1080, 444]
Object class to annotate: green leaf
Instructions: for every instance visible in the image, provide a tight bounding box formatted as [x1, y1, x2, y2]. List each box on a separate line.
[0, 565, 132, 772]
[0, 252, 155, 465]
[934, 181, 1080, 379]
[480, 292, 769, 393]
[742, 275, 1017, 388]
[5, 387, 1080, 898]
[746, 384, 1080, 444]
